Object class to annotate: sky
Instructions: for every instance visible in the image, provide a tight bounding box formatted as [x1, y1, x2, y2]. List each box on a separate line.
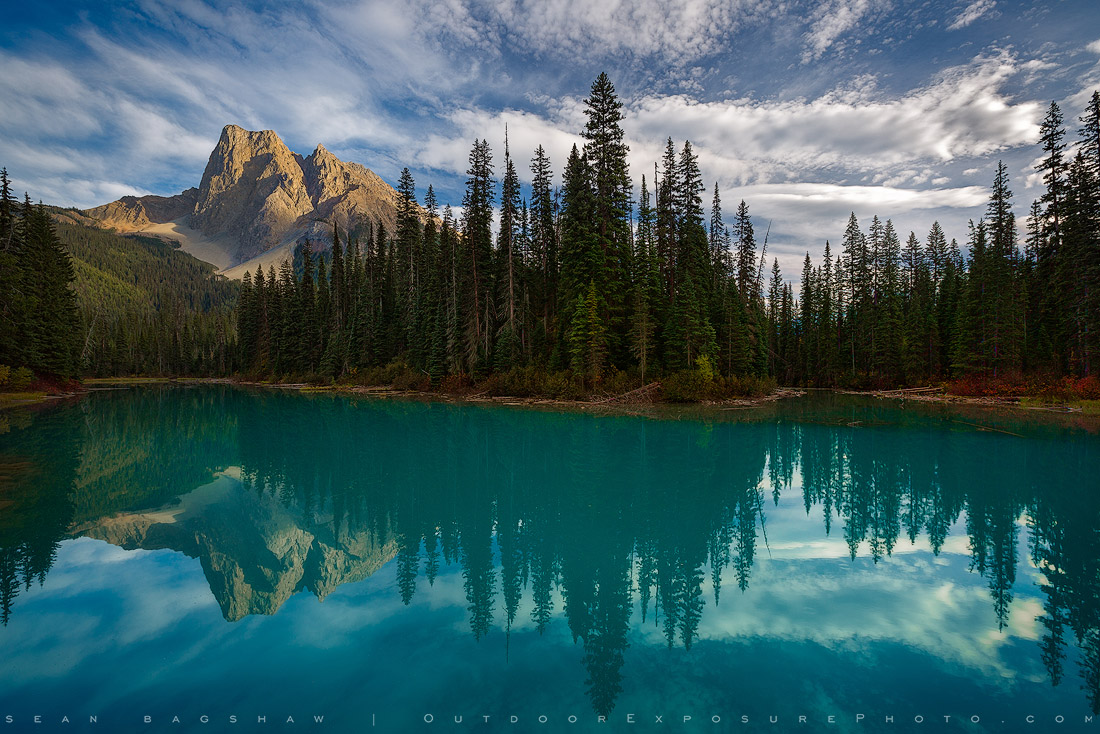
[1, 0, 1099, 280]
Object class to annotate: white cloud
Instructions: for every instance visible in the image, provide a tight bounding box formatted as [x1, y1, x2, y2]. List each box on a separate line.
[416, 50, 1038, 189]
[327, 0, 783, 68]
[801, 0, 882, 63]
[947, 0, 997, 31]
[730, 182, 988, 211]
[630, 50, 1039, 182]
[416, 107, 585, 183]
[1089, 40, 1100, 55]
[489, 0, 776, 63]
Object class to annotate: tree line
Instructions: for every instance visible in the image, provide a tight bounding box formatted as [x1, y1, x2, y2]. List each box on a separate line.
[235, 73, 774, 389]
[2, 76, 1097, 392]
[779, 94, 1100, 387]
[236, 77, 1100, 392]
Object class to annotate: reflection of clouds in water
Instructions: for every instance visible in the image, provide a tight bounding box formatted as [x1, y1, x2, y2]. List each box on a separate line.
[0, 538, 220, 684]
[0, 524, 1068, 720]
[6, 515, 1046, 691]
[671, 551, 1045, 682]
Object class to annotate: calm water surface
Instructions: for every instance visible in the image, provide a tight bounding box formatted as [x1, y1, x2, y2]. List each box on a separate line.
[1, 386, 1099, 732]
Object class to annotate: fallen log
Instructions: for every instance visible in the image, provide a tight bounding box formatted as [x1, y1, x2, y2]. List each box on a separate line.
[595, 381, 662, 404]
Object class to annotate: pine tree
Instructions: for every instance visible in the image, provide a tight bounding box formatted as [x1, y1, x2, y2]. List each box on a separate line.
[799, 253, 817, 381]
[330, 223, 346, 330]
[1079, 90, 1100, 198]
[559, 145, 601, 363]
[462, 140, 495, 371]
[420, 185, 446, 381]
[495, 129, 523, 371]
[237, 270, 257, 371]
[841, 213, 867, 377]
[1039, 102, 1068, 255]
[709, 182, 726, 289]
[299, 240, 318, 372]
[20, 203, 79, 376]
[582, 73, 633, 367]
[656, 138, 679, 297]
[985, 161, 1022, 376]
[953, 220, 989, 376]
[631, 175, 660, 381]
[254, 266, 271, 371]
[818, 241, 836, 382]
[1062, 152, 1100, 374]
[665, 141, 715, 370]
[877, 220, 903, 381]
[395, 167, 421, 359]
[530, 145, 557, 363]
[316, 256, 339, 377]
[0, 169, 22, 368]
[733, 200, 756, 302]
[569, 280, 608, 382]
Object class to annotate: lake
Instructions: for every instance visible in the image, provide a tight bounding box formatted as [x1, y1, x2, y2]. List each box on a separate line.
[1, 386, 1098, 732]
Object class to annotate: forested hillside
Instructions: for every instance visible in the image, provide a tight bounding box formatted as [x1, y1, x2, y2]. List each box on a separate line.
[53, 216, 238, 376]
[0, 186, 237, 383]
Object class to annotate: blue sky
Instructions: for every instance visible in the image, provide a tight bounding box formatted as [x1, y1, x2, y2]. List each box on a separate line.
[2, 0, 1099, 278]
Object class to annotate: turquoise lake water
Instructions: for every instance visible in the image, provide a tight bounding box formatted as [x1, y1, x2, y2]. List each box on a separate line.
[1, 386, 1099, 732]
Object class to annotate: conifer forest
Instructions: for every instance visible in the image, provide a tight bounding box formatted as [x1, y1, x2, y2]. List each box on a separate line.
[2, 75, 1099, 398]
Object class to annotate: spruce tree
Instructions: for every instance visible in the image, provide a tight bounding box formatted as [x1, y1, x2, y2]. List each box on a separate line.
[878, 220, 903, 381]
[985, 161, 1022, 376]
[582, 73, 633, 367]
[0, 170, 21, 367]
[299, 240, 318, 373]
[462, 140, 495, 371]
[559, 145, 601, 363]
[656, 138, 679, 297]
[530, 145, 557, 362]
[496, 130, 523, 371]
[395, 167, 421, 358]
[569, 280, 608, 382]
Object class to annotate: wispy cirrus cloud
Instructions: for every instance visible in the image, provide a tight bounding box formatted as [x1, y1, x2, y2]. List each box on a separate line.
[947, 0, 997, 31]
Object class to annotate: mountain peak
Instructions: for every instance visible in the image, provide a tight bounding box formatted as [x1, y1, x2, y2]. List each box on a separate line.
[84, 124, 408, 276]
[191, 124, 312, 262]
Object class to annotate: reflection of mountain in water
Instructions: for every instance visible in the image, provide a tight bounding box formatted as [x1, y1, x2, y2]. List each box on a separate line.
[1, 387, 1099, 717]
[75, 471, 397, 620]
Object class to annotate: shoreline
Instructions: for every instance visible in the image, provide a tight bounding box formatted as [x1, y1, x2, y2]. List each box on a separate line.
[4, 377, 1096, 420]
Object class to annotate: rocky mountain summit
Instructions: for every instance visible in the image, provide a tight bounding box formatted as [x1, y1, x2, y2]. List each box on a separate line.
[85, 124, 408, 276]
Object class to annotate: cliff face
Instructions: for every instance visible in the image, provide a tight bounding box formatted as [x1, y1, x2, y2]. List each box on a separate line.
[190, 126, 315, 263]
[78, 473, 398, 621]
[84, 124, 408, 273]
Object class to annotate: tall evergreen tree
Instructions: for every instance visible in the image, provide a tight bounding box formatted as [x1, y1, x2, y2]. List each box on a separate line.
[462, 140, 495, 371]
[496, 130, 523, 370]
[530, 145, 558, 362]
[582, 73, 633, 367]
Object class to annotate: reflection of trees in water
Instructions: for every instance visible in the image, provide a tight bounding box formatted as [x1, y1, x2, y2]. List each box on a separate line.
[2, 389, 1100, 715]
[1029, 468, 1100, 712]
[0, 387, 238, 625]
[0, 410, 79, 626]
[229, 396, 1100, 715]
